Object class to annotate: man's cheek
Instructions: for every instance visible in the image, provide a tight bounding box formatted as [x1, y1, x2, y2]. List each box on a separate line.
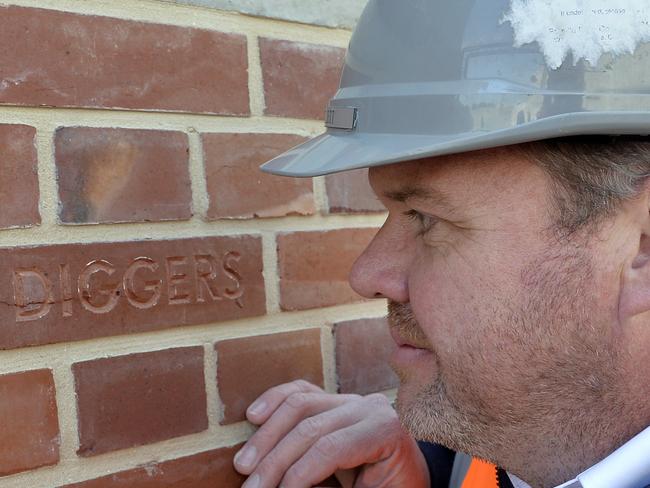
[408, 270, 471, 352]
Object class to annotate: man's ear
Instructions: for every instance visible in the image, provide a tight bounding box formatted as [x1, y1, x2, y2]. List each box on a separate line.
[619, 189, 650, 321]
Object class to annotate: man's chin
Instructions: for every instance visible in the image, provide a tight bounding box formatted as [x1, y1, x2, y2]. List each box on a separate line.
[393, 376, 461, 447]
[394, 385, 441, 443]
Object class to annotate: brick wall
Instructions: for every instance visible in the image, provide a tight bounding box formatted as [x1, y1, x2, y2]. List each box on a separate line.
[0, 1, 393, 487]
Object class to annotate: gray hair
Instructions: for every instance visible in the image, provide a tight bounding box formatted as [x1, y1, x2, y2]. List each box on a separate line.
[520, 136, 650, 237]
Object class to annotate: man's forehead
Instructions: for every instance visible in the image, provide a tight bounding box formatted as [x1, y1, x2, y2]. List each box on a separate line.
[367, 146, 540, 208]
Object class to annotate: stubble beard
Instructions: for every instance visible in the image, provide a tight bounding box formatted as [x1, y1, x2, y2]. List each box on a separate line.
[388, 244, 637, 487]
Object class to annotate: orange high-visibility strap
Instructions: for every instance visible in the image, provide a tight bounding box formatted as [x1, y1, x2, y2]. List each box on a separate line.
[460, 458, 499, 488]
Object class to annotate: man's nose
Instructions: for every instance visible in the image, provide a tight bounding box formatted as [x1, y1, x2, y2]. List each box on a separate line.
[349, 224, 410, 303]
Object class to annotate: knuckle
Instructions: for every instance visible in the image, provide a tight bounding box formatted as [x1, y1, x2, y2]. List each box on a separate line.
[285, 392, 310, 411]
[255, 451, 280, 478]
[313, 434, 340, 459]
[292, 379, 315, 393]
[283, 462, 311, 487]
[295, 417, 321, 441]
[365, 393, 391, 408]
[246, 427, 273, 448]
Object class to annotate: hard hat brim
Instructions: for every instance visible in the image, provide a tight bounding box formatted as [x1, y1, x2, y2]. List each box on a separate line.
[261, 112, 650, 177]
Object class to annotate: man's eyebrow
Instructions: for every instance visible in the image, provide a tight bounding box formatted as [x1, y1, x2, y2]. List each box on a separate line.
[382, 186, 453, 208]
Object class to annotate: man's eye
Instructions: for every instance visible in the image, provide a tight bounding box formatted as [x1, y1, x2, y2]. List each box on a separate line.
[403, 209, 438, 234]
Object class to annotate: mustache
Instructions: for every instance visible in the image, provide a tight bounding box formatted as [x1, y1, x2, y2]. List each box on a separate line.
[387, 301, 432, 349]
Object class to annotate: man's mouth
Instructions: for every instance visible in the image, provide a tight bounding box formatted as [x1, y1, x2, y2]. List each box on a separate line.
[390, 329, 433, 367]
[387, 301, 434, 366]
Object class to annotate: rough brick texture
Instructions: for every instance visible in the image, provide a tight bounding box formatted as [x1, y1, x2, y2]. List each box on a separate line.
[260, 38, 345, 119]
[278, 228, 378, 310]
[61, 444, 246, 488]
[0, 124, 40, 229]
[335, 317, 398, 395]
[203, 133, 314, 219]
[74, 348, 207, 457]
[216, 329, 324, 424]
[56, 127, 192, 224]
[326, 169, 385, 214]
[0, 6, 249, 115]
[0, 237, 265, 349]
[0, 370, 59, 476]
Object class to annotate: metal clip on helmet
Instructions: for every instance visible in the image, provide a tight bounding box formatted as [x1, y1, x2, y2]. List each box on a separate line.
[262, 0, 650, 177]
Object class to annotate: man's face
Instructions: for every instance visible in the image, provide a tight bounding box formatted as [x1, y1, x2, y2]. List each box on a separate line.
[349, 147, 643, 485]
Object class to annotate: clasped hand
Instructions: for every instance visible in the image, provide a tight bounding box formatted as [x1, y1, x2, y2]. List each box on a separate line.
[233, 380, 430, 488]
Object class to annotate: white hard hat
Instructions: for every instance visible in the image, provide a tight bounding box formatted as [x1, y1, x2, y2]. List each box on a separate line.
[262, 0, 650, 177]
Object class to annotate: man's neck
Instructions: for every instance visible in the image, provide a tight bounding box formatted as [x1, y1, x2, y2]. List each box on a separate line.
[509, 426, 650, 488]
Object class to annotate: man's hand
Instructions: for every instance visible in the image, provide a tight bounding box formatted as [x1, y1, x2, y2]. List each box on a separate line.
[232, 380, 430, 488]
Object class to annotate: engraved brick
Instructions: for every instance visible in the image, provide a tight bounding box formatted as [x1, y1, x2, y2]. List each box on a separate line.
[0, 237, 265, 349]
[278, 228, 378, 311]
[0, 124, 40, 229]
[61, 444, 246, 488]
[326, 169, 385, 214]
[0, 6, 248, 115]
[56, 127, 192, 224]
[335, 317, 398, 395]
[203, 133, 314, 219]
[216, 329, 324, 424]
[260, 38, 345, 119]
[74, 348, 206, 457]
[0, 370, 59, 477]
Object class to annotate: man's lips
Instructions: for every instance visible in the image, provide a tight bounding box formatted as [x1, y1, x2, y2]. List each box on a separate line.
[389, 327, 430, 350]
[389, 326, 433, 367]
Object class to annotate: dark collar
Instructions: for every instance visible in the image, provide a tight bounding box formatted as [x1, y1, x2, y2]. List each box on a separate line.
[497, 468, 515, 488]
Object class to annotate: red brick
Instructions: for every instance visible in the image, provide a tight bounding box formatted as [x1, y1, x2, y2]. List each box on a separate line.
[216, 329, 324, 424]
[260, 38, 345, 119]
[0, 370, 59, 476]
[0, 124, 40, 229]
[278, 228, 378, 311]
[74, 348, 207, 457]
[0, 237, 265, 349]
[61, 445, 246, 488]
[56, 127, 191, 224]
[335, 317, 398, 395]
[0, 6, 248, 115]
[326, 169, 386, 214]
[203, 133, 314, 219]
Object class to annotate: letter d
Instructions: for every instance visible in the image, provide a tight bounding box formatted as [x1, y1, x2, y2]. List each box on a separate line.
[13, 268, 53, 322]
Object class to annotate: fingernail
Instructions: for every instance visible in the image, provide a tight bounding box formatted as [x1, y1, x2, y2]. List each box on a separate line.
[243, 473, 260, 488]
[248, 400, 267, 417]
[235, 445, 257, 469]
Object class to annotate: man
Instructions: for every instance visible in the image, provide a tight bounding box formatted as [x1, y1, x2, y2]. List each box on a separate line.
[233, 1, 650, 487]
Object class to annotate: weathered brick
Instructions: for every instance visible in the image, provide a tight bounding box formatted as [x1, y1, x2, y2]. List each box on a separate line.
[0, 6, 249, 115]
[56, 127, 192, 224]
[216, 329, 324, 424]
[260, 38, 345, 119]
[0, 370, 59, 477]
[60, 444, 246, 488]
[278, 228, 378, 311]
[326, 169, 385, 214]
[203, 133, 314, 219]
[74, 348, 207, 457]
[0, 237, 265, 349]
[335, 317, 398, 395]
[0, 124, 40, 229]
